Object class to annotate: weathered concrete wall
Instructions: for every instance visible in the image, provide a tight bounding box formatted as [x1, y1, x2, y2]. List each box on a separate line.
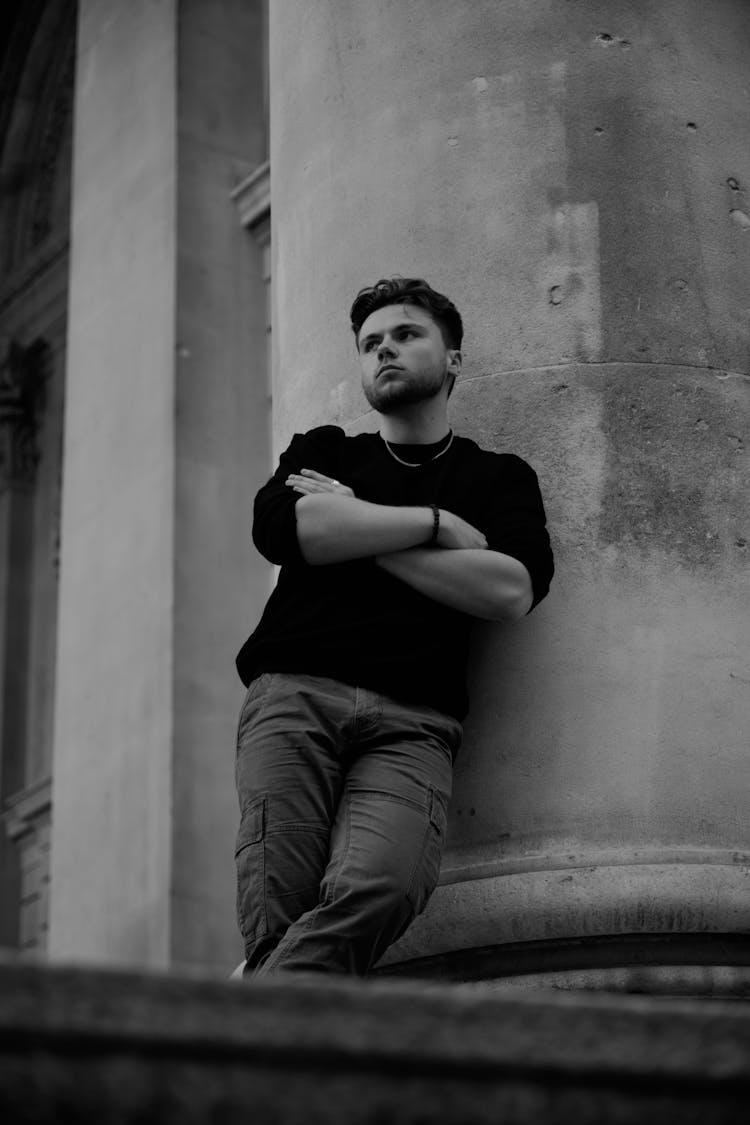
[49, 0, 268, 971]
[2, 958, 750, 1123]
[270, 0, 750, 974]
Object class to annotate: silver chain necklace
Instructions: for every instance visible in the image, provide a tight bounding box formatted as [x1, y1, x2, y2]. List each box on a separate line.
[382, 429, 454, 468]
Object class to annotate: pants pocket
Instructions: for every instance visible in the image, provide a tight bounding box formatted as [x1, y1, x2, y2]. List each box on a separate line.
[235, 795, 268, 944]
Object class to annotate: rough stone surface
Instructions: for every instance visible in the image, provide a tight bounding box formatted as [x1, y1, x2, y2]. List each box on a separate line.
[270, 0, 750, 974]
[2, 959, 750, 1123]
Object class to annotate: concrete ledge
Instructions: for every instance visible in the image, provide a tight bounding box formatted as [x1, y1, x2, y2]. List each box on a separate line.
[2, 958, 750, 1122]
[376, 931, 750, 989]
[379, 862, 750, 968]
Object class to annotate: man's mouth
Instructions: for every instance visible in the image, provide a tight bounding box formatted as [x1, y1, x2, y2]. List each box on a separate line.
[377, 364, 404, 377]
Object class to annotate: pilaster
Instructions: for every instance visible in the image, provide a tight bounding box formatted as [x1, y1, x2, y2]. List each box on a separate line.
[49, 0, 269, 971]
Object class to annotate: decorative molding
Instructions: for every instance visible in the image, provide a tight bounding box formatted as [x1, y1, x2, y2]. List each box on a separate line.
[28, 34, 75, 252]
[253, 214, 271, 253]
[0, 233, 69, 314]
[3, 776, 52, 843]
[0, 335, 51, 490]
[3, 776, 52, 955]
[231, 160, 270, 237]
[0, 0, 76, 275]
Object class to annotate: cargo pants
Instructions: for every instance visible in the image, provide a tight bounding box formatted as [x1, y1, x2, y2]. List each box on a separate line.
[234, 672, 460, 975]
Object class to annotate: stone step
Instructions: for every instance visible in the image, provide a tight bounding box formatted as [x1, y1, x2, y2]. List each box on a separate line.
[1, 957, 750, 1123]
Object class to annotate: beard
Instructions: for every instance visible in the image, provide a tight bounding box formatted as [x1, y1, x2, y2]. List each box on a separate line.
[363, 365, 449, 415]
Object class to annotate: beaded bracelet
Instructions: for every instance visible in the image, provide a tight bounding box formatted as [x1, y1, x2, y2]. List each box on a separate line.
[429, 504, 440, 545]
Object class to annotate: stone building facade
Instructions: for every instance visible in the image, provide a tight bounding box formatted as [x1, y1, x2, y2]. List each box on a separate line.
[1, 0, 749, 992]
[1, 0, 76, 957]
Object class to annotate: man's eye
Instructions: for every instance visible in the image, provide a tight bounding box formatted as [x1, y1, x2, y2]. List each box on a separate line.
[364, 340, 377, 352]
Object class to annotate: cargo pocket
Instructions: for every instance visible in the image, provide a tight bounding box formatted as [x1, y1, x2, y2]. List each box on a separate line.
[235, 795, 268, 944]
[406, 786, 448, 917]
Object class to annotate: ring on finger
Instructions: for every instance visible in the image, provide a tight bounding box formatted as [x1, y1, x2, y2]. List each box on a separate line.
[331, 479, 340, 487]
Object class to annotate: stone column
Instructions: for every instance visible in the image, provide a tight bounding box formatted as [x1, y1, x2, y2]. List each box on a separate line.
[270, 0, 750, 980]
[49, 0, 269, 971]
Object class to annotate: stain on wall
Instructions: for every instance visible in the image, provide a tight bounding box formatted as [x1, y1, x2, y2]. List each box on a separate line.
[597, 366, 749, 568]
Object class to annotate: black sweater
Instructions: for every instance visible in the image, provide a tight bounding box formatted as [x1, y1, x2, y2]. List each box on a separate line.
[236, 426, 554, 720]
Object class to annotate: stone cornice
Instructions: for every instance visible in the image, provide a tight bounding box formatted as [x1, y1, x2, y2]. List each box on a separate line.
[3, 776, 51, 841]
[230, 160, 270, 233]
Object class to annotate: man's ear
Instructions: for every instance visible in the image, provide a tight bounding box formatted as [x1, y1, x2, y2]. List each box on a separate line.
[446, 350, 461, 398]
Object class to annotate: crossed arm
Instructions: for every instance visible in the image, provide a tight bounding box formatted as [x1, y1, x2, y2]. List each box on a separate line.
[287, 470, 533, 623]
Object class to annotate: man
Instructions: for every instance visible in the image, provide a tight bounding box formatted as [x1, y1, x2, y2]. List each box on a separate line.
[234, 277, 553, 976]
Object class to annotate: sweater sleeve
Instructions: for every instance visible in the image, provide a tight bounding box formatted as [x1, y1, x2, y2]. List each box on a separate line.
[251, 425, 346, 566]
[481, 454, 554, 611]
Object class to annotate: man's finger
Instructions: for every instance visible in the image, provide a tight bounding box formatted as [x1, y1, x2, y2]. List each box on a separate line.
[288, 479, 324, 489]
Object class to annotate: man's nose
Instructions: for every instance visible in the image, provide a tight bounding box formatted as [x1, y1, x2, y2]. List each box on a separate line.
[377, 336, 396, 360]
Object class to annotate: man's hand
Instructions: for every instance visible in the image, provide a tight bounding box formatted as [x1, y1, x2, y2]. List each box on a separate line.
[437, 510, 488, 550]
[286, 469, 356, 498]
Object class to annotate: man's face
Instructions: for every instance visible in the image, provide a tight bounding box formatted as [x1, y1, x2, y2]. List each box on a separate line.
[357, 303, 460, 415]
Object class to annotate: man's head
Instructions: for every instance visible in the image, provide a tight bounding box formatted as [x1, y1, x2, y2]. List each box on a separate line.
[350, 278, 463, 415]
[350, 278, 463, 352]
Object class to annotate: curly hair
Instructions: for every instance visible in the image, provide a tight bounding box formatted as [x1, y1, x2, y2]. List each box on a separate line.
[349, 277, 463, 351]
